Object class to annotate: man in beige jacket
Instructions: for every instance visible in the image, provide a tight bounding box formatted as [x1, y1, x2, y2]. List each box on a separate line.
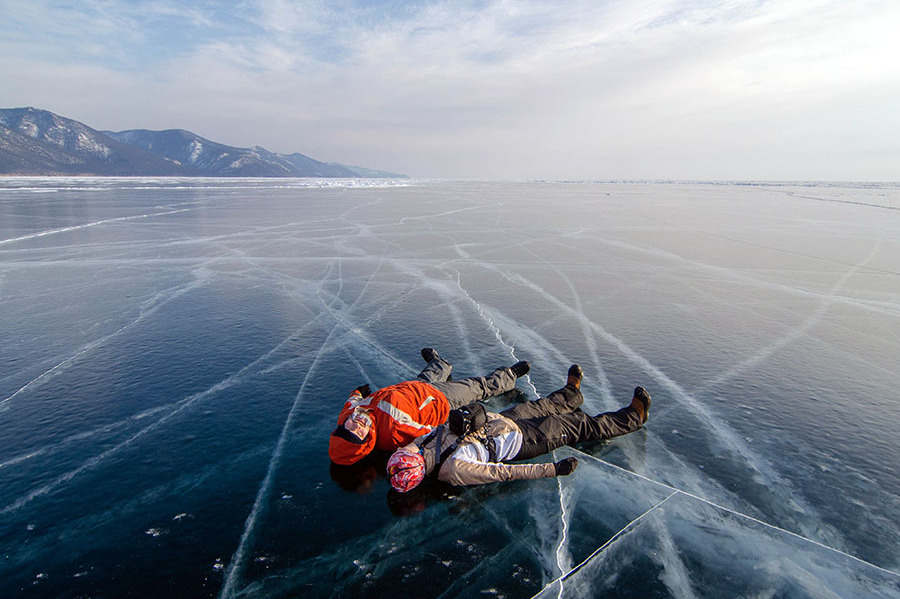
[387, 365, 651, 492]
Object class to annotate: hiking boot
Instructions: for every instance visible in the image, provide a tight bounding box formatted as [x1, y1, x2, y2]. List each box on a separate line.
[421, 347, 439, 363]
[631, 386, 651, 423]
[510, 361, 531, 378]
[566, 364, 583, 389]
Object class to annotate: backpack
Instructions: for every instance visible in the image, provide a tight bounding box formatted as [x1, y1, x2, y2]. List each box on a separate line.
[418, 403, 490, 478]
[448, 403, 488, 437]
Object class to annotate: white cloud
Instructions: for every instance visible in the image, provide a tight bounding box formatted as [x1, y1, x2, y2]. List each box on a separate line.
[1, 0, 899, 179]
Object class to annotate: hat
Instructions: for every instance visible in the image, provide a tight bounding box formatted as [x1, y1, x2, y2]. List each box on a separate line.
[329, 422, 377, 465]
[387, 448, 425, 493]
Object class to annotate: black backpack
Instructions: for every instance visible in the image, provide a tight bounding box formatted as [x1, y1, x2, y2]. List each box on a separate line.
[448, 403, 488, 437]
[420, 404, 491, 477]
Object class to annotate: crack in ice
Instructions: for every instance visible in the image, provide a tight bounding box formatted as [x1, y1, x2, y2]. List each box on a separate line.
[1, 314, 327, 514]
[554, 465, 572, 599]
[700, 238, 885, 392]
[220, 260, 391, 599]
[0, 208, 192, 246]
[453, 271, 539, 398]
[217, 324, 344, 599]
[0, 276, 211, 413]
[576, 452, 900, 579]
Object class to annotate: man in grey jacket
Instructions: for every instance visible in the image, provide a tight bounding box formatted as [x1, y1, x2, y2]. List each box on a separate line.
[386, 365, 651, 492]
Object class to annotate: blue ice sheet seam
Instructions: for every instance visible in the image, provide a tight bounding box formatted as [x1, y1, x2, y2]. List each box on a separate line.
[567, 450, 900, 579]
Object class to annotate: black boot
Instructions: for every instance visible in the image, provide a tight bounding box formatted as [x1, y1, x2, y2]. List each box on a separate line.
[421, 347, 439, 363]
[631, 386, 651, 423]
[510, 361, 530, 378]
[566, 364, 583, 389]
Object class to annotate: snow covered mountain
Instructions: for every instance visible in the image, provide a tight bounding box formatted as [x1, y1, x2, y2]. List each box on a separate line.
[0, 107, 186, 176]
[102, 129, 363, 177]
[0, 107, 406, 178]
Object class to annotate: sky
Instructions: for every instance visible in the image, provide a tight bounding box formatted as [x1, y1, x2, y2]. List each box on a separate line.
[2, 0, 899, 180]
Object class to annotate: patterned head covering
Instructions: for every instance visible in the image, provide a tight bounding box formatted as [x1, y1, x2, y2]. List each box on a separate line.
[387, 447, 425, 493]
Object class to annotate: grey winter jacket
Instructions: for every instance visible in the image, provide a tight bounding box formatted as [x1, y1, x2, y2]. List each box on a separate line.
[414, 412, 556, 486]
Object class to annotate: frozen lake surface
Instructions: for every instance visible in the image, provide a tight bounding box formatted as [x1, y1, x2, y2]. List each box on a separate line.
[1, 177, 899, 598]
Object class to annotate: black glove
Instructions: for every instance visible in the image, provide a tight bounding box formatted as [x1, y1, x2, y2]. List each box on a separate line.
[355, 384, 372, 397]
[554, 457, 578, 476]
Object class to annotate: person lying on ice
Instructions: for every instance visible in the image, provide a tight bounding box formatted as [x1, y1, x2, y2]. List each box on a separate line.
[329, 348, 531, 465]
[385, 365, 651, 491]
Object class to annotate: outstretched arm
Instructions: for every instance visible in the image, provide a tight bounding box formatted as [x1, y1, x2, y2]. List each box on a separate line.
[438, 456, 571, 487]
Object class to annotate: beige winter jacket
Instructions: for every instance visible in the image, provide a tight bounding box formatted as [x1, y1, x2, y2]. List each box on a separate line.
[413, 412, 556, 487]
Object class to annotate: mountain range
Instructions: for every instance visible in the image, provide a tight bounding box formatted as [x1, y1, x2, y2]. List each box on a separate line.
[0, 107, 406, 178]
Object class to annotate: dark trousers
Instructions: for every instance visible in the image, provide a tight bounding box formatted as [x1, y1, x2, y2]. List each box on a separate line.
[417, 357, 517, 409]
[502, 385, 643, 461]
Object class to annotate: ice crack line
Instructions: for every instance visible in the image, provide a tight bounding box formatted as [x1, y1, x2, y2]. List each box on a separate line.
[492, 234, 614, 407]
[532, 451, 900, 599]
[1, 316, 325, 514]
[398, 204, 488, 225]
[0, 414, 141, 470]
[554, 467, 572, 599]
[534, 489, 680, 599]
[217, 325, 342, 599]
[496, 270, 816, 516]
[453, 271, 539, 397]
[0, 208, 192, 246]
[221, 261, 395, 599]
[218, 260, 382, 599]
[589, 455, 900, 578]
[315, 275, 415, 377]
[1, 377, 231, 515]
[699, 237, 885, 392]
[0, 276, 209, 413]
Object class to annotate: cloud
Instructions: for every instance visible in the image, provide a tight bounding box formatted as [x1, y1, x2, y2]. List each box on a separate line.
[2, 0, 899, 179]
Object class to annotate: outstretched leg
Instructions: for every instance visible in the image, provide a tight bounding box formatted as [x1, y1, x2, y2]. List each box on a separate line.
[501, 365, 585, 421]
[430, 361, 530, 409]
[501, 385, 583, 421]
[417, 347, 453, 384]
[513, 389, 648, 461]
